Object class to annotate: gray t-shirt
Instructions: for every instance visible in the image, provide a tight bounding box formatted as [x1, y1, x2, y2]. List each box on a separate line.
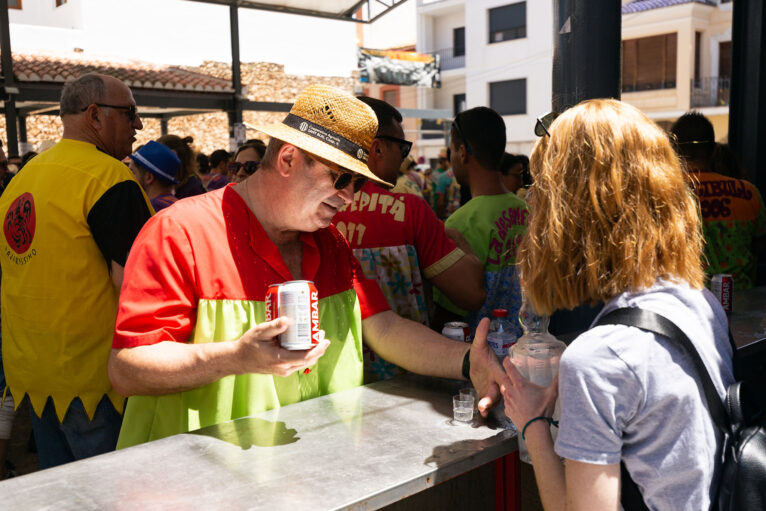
[555, 280, 734, 511]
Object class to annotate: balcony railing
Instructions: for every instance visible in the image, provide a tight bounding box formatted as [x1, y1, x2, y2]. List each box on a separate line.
[691, 76, 731, 107]
[433, 48, 465, 71]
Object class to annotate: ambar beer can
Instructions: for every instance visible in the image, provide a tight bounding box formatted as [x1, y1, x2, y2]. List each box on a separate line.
[442, 321, 471, 342]
[711, 274, 733, 313]
[265, 280, 320, 350]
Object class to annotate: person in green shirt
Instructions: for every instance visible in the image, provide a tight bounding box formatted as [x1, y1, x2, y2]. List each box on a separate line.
[433, 107, 528, 337]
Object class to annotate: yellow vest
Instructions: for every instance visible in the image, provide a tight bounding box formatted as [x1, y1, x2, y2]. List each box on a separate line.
[0, 139, 152, 420]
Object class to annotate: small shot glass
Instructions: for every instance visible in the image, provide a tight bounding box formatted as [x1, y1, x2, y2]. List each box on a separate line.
[453, 394, 474, 423]
[459, 387, 479, 413]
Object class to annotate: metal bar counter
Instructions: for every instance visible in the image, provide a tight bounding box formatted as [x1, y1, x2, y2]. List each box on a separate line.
[0, 375, 517, 510]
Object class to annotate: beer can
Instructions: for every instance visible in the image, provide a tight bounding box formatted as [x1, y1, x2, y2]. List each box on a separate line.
[711, 274, 733, 313]
[265, 280, 320, 350]
[442, 321, 471, 342]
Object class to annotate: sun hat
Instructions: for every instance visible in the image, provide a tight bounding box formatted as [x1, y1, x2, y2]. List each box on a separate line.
[129, 140, 181, 185]
[254, 84, 393, 189]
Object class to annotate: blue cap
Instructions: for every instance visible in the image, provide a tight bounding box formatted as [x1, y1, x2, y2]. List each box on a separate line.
[129, 140, 181, 185]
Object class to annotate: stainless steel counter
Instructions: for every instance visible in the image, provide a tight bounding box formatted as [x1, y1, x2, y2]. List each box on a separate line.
[0, 375, 517, 510]
[730, 286, 766, 347]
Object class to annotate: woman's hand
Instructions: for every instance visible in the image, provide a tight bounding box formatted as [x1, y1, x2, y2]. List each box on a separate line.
[500, 357, 559, 429]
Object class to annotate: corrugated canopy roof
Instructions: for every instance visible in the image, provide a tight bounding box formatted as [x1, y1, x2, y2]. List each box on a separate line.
[184, 0, 408, 23]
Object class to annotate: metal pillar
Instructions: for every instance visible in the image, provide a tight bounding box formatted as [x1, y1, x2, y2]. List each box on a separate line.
[729, 0, 766, 197]
[160, 116, 169, 136]
[18, 112, 26, 142]
[551, 0, 621, 112]
[1, 0, 19, 157]
[229, 4, 243, 149]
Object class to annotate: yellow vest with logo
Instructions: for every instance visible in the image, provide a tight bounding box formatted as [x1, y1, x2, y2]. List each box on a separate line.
[0, 139, 152, 420]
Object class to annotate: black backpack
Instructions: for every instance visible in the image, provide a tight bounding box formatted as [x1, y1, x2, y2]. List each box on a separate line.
[596, 307, 766, 511]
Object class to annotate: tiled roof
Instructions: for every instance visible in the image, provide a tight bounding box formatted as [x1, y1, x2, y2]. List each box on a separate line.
[4, 51, 234, 93]
[622, 0, 717, 14]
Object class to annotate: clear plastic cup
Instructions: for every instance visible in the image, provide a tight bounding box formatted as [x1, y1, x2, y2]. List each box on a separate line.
[460, 387, 479, 413]
[453, 394, 474, 422]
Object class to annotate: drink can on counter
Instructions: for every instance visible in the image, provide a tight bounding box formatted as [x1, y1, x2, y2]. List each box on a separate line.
[711, 274, 733, 313]
[442, 321, 471, 342]
[265, 280, 320, 350]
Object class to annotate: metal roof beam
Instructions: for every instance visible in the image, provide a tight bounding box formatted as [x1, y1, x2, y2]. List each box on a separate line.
[183, 0, 404, 23]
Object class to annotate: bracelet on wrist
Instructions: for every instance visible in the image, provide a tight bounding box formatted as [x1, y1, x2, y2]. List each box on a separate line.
[461, 348, 471, 380]
[521, 415, 559, 441]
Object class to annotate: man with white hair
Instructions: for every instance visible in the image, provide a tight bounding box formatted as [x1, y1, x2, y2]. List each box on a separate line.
[0, 73, 152, 468]
[109, 85, 504, 448]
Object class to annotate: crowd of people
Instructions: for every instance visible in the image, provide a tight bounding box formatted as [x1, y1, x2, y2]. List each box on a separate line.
[0, 71, 761, 510]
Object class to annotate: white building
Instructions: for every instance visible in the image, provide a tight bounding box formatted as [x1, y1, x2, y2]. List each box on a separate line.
[416, 0, 553, 159]
[415, 0, 734, 159]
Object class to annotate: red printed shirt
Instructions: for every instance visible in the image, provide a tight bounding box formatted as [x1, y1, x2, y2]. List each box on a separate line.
[333, 181, 463, 381]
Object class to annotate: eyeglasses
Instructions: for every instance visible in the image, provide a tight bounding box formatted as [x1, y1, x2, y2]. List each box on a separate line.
[376, 135, 412, 159]
[328, 167, 367, 193]
[534, 112, 559, 137]
[452, 116, 472, 155]
[229, 161, 260, 175]
[305, 152, 367, 193]
[81, 103, 138, 121]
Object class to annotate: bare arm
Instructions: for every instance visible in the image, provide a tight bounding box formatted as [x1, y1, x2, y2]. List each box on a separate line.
[435, 193, 446, 220]
[497, 340, 620, 511]
[110, 260, 124, 290]
[363, 312, 505, 412]
[363, 310, 467, 379]
[429, 253, 485, 311]
[108, 318, 330, 396]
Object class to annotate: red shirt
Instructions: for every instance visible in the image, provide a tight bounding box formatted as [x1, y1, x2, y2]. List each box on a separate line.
[114, 185, 389, 348]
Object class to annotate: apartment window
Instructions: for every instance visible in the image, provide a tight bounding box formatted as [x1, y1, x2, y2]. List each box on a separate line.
[56, 0, 68, 6]
[719, 41, 732, 78]
[489, 79, 526, 115]
[9, 0, 21, 8]
[453, 93, 466, 116]
[453, 27, 465, 58]
[694, 31, 702, 84]
[489, 2, 526, 44]
[383, 89, 398, 107]
[622, 33, 677, 92]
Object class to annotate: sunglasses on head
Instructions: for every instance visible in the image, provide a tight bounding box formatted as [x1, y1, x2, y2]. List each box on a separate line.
[81, 103, 138, 121]
[229, 161, 260, 175]
[375, 135, 412, 159]
[534, 112, 560, 137]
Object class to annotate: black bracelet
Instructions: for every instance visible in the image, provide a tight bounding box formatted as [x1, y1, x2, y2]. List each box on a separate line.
[462, 348, 471, 380]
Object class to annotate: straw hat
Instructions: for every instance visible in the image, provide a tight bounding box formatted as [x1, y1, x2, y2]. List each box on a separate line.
[255, 84, 393, 188]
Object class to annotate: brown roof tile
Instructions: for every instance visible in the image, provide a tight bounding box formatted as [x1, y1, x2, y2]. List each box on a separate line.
[5, 51, 234, 93]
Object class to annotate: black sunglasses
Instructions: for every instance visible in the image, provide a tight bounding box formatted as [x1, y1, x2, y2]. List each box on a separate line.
[229, 161, 260, 175]
[452, 116, 473, 155]
[81, 103, 138, 121]
[534, 112, 559, 137]
[329, 167, 367, 193]
[376, 135, 412, 159]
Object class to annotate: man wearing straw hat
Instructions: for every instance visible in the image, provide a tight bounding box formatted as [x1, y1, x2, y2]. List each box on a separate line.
[109, 85, 505, 447]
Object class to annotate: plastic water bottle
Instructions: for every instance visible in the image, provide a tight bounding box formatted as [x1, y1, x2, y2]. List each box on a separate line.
[509, 299, 566, 463]
[487, 309, 517, 430]
[486, 309, 516, 359]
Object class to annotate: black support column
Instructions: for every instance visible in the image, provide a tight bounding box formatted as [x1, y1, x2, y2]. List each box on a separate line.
[1, 0, 19, 157]
[551, 0, 621, 112]
[229, 4, 243, 149]
[18, 112, 26, 143]
[729, 0, 766, 197]
[160, 116, 169, 136]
